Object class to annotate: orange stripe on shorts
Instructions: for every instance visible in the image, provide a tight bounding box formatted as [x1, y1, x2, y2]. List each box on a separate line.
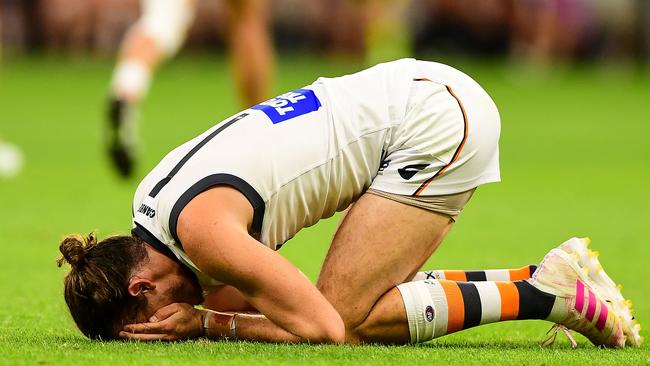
[413, 85, 469, 196]
[440, 280, 465, 333]
[444, 270, 468, 282]
[508, 266, 531, 281]
[495, 282, 519, 321]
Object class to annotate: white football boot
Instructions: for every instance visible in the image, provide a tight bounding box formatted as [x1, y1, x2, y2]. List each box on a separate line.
[530, 248, 627, 348]
[558, 237, 642, 347]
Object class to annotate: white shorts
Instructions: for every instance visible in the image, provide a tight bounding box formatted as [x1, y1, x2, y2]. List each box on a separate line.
[139, 0, 196, 56]
[370, 61, 501, 196]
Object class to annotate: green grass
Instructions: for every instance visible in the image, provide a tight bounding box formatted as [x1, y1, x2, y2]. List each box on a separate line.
[0, 54, 649, 365]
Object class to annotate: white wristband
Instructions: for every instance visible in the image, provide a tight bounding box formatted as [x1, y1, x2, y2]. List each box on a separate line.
[203, 310, 237, 339]
[228, 314, 237, 339]
[203, 310, 214, 337]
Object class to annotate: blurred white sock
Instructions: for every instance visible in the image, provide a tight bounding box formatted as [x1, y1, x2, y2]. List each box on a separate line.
[111, 60, 152, 102]
[0, 141, 24, 179]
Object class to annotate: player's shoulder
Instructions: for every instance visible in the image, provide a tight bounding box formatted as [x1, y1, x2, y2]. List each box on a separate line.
[132, 142, 189, 207]
[313, 58, 418, 97]
[341, 58, 417, 79]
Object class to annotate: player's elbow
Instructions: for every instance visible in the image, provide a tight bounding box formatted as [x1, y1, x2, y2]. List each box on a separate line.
[302, 314, 345, 344]
[311, 321, 345, 344]
[323, 319, 346, 344]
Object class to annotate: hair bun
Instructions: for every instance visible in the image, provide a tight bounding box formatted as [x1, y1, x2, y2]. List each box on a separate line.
[57, 233, 97, 269]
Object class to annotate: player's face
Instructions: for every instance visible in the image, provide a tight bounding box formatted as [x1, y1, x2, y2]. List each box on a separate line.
[137, 271, 203, 323]
[132, 246, 204, 323]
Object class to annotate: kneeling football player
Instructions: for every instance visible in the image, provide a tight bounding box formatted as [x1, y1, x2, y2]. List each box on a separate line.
[59, 59, 641, 347]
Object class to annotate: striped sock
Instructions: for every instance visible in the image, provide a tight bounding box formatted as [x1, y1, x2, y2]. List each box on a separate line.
[413, 265, 538, 282]
[397, 278, 562, 342]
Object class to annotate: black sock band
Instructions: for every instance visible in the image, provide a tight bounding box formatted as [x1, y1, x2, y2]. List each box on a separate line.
[514, 281, 556, 320]
[457, 282, 483, 329]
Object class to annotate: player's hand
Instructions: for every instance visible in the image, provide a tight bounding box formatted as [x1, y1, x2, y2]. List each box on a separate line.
[119, 303, 204, 341]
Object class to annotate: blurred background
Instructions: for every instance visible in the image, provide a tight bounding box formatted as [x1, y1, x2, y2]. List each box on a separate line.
[0, 0, 649, 357]
[1, 0, 649, 178]
[2, 0, 649, 63]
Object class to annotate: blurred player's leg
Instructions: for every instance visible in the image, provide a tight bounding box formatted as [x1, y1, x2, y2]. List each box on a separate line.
[640, 0, 650, 68]
[0, 13, 24, 180]
[360, 0, 412, 64]
[0, 139, 24, 179]
[107, 0, 196, 177]
[225, 0, 274, 106]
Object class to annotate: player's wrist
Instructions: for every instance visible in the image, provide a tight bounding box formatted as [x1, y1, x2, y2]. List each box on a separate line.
[201, 310, 236, 339]
[199, 309, 209, 338]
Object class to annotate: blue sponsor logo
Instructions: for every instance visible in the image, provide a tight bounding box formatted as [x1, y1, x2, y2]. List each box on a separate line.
[252, 88, 321, 124]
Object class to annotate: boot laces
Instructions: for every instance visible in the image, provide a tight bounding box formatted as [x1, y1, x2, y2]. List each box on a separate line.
[541, 324, 578, 349]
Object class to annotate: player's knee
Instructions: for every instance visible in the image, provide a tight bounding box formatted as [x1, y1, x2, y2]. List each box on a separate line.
[346, 311, 406, 345]
[331, 300, 392, 344]
[347, 287, 411, 344]
[320, 294, 371, 333]
[319, 283, 389, 337]
[335, 304, 369, 332]
[346, 321, 373, 344]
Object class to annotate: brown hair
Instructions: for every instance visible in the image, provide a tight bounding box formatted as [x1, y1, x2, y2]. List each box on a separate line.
[57, 232, 148, 340]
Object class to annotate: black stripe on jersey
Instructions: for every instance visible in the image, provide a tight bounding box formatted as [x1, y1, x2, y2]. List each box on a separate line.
[148, 112, 249, 198]
[514, 281, 555, 320]
[465, 271, 487, 282]
[168, 174, 265, 246]
[457, 282, 482, 329]
[132, 223, 180, 263]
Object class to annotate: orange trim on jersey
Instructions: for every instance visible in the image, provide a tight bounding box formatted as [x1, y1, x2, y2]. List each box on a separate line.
[495, 281, 519, 321]
[444, 270, 468, 282]
[508, 266, 532, 281]
[413, 85, 469, 196]
[440, 280, 465, 334]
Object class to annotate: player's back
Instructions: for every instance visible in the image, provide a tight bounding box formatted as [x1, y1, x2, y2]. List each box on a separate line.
[132, 59, 417, 265]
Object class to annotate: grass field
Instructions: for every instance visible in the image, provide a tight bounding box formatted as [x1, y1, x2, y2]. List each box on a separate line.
[0, 54, 648, 365]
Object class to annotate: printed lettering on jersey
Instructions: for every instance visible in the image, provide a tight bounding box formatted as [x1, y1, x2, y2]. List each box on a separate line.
[137, 203, 156, 218]
[252, 88, 321, 124]
[135, 196, 157, 220]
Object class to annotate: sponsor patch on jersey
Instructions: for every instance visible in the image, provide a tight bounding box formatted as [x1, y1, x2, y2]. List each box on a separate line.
[252, 88, 321, 124]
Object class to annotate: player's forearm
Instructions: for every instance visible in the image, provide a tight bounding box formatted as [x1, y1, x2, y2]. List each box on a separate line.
[203, 311, 304, 343]
[203, 285, 257, 312]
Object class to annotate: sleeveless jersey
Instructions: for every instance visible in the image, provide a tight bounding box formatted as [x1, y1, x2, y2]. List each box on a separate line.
[132, 59, 418, 277]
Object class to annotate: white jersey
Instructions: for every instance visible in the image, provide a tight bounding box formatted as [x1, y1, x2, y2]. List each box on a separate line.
[132, 59, 417, 276]
[132, 59, 501, 283]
